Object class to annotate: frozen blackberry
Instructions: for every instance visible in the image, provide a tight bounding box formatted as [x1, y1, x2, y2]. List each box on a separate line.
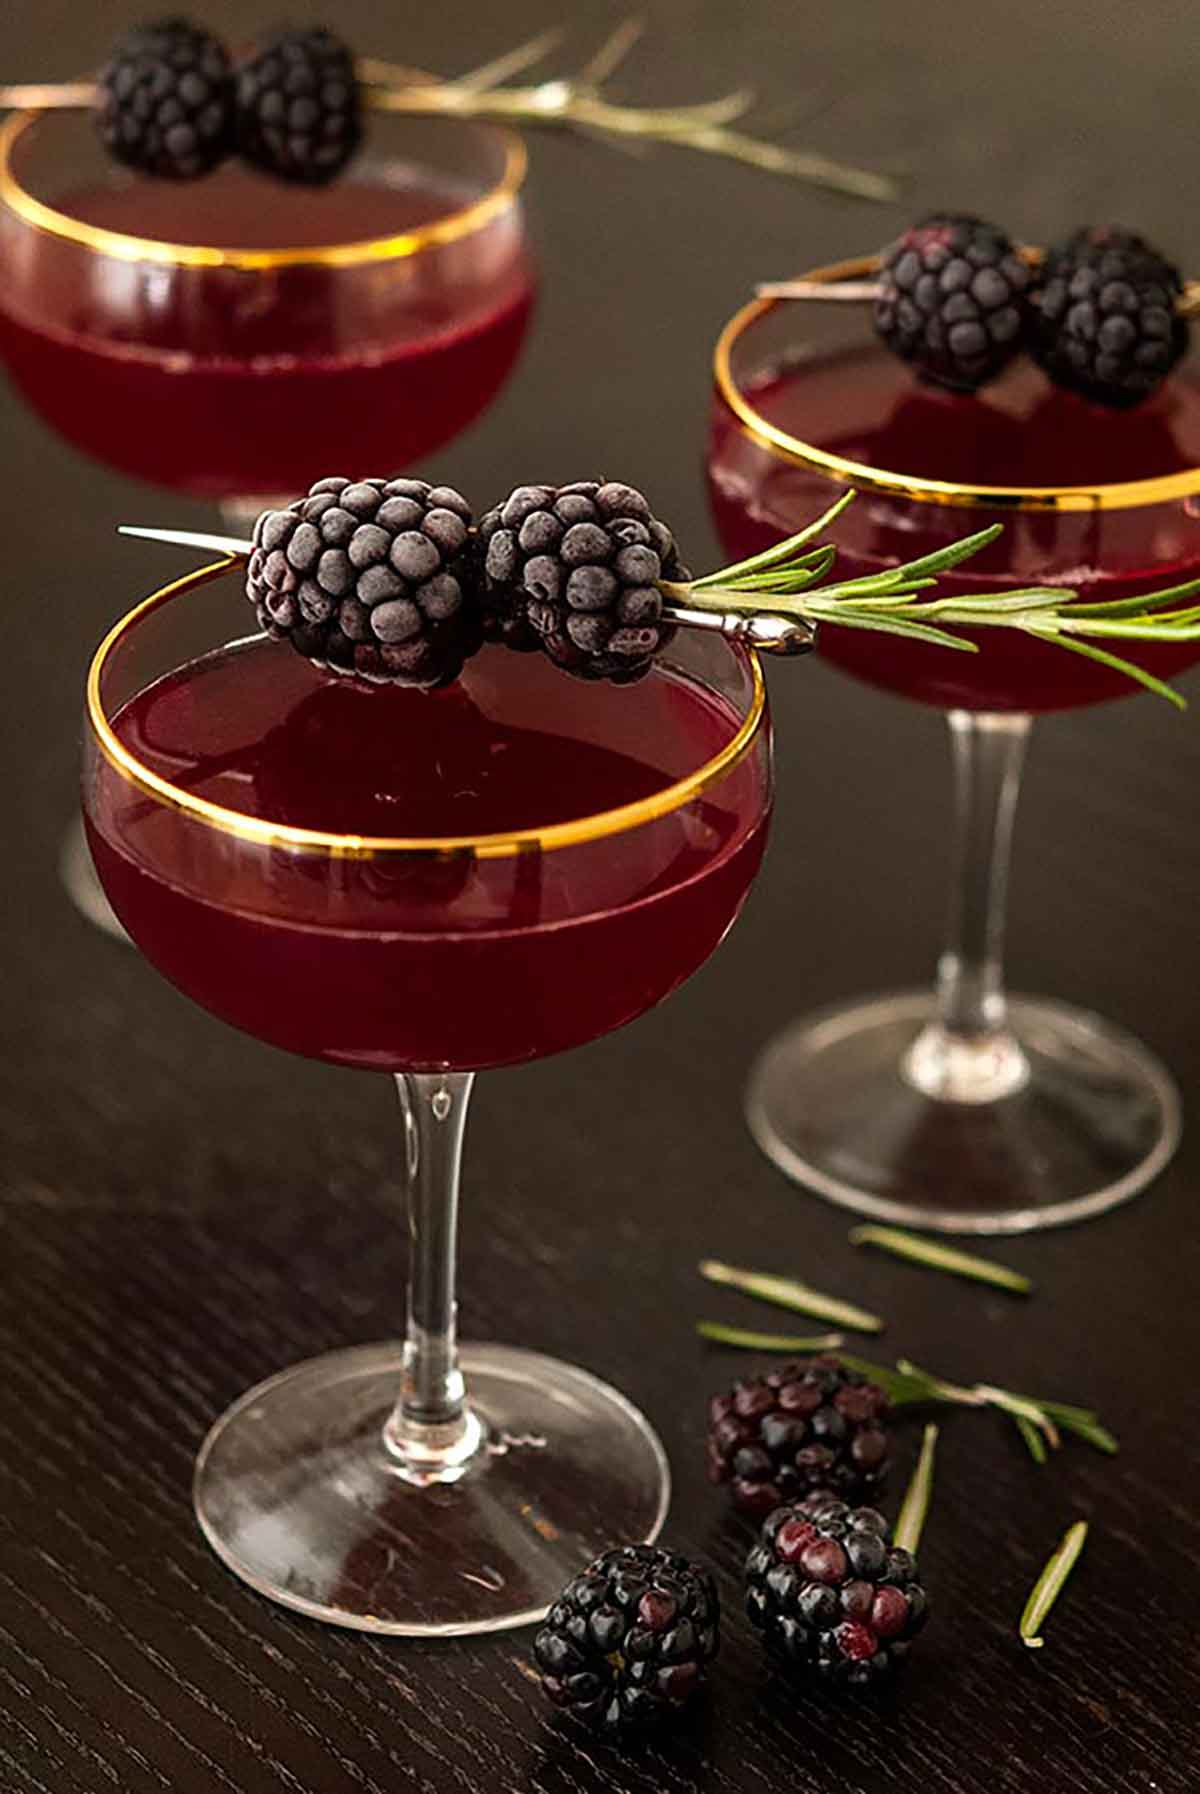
[707, 1355, 889, 1519]
[478, 481, 684, 684]
[533, 1544, 719, 1735]
[96, 18, 235, 180]
[874, 213, 1031, 392]
[745, 1496, 928, 1685]
[1030, 226, 1188, 409]
[237, 27, 361, 185]
[247, 476, 479, 688]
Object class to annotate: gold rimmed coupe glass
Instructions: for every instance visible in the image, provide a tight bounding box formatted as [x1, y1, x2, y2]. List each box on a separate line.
[0, 103, 534, 938]
[0, 105, 533, 503]
[708, 258, 1200, 1233]
[82, 559, 772, 1633]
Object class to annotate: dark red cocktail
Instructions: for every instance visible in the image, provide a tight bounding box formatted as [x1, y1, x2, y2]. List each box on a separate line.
[0, 110, 533, 499]
[708, 264, 1200, 1235]
[87, 626, 767, 1071]
[82, 558, 770, 1635]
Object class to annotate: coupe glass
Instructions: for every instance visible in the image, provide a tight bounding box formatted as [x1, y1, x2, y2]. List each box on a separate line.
[707, 256, 1200, 1233]
[82, 559, 771, 1633]
[0, 104, 533, 935]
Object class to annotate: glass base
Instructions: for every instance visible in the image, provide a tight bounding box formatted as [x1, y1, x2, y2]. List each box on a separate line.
[60, 816, 129, 943]
[193, 1342, 671, 1635]
[745, 991, 1181, 1234]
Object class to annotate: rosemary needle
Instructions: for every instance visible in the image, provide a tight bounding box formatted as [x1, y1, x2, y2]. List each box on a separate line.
[893, 1423, 939, 1555]
[1020, 1521, 1089, 1648]
[699, 1259, 884, 1333]
[696, 1321, 846, 1352]
[849, 1225, 1032, 1295]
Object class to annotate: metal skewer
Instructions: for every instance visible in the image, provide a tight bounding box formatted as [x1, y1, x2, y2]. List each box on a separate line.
[757, 279, 884, 303]
[0, 80, 96, 108]
[117, 525, 817, 656]
[757, 273, 1200, 320]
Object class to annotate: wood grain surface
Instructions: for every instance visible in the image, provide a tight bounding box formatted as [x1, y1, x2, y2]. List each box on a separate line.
[1, 2, 1198, 1789]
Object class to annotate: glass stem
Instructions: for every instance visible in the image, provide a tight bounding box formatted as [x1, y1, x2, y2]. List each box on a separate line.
[383, 1071, 485, 1480]
[904, 711, 1033, 1104]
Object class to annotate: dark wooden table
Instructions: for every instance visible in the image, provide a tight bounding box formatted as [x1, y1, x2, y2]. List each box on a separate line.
[2, 2, 1198, 1789]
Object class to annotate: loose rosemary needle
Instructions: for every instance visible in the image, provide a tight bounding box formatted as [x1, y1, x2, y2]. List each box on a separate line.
[1020, 1521, 1089, 1648]
[893, 1423, 939, 1555]
[849, 1225, 1032, 1295]
[699, 1258, 884, 1333]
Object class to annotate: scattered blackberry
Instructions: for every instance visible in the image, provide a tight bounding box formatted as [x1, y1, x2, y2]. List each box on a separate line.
[745, 1496, 928, 1685]
[1030, 226, 1188, 409]
[533, 1544, 719, 1735]
[707, 1355, 889, 1519]
[477, 482, 684, 684]
[96, 18, 235, 180]
[237, 27, 362, 185]
[247, 477, 479, 688]
[874, 213, 1031, 392]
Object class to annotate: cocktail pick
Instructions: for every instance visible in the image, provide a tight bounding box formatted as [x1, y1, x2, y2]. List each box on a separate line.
[0, 17, 895, 201]
[756, 266, 1200, 318]
[117, 478, 1200, 704]
[115, 526, 818, 658]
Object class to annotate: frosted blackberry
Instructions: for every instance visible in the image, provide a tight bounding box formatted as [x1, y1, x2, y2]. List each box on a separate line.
[247, 477, 478, 688]
[478, 481, 685, 683]
[875, 213, 1031, 392]
[745, 1496, 927, 1686]
[1031, 226, 1188, 408]
[533, 1544, 718, 1736]
[96, 18, 235, 180]
[707, 1355, 890, 1519]
[237, 27, 361, 185]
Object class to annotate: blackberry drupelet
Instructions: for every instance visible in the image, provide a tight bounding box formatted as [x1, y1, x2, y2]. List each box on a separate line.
[533, 1544, 719, 1735]
[707, 1355, 889, 1519]
[96, 18, 235, 180]
[471, 527, 543, 656]
[477, 481, 685, 683]
[1030, 226, 1188, 408]
[237, 27, 362, 185]
[745, 1496, 928, 1685]
[874, 213, 1031, 392]
[246, 477, 479, 688]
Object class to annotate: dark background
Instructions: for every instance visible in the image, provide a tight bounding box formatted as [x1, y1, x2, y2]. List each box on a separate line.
[2, 3, 1198, 1791]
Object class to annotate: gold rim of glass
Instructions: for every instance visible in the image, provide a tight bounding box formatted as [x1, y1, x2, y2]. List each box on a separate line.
[0, 107, 527, 271]
[714, 254, 1200, 513]
[87, 561, 767, 862]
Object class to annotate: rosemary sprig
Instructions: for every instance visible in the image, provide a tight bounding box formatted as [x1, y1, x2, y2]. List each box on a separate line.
[894, 1423, 938, 1555]
[1019, 1521, 1089, 1648]
[697, 1328, 1118, 1459]
[699, 1258, 884, 1333]
[848, 1225, 1032, 1295]
[672, 495, 1200, 706]
[361, 20, 895, 201]
[696, 1321, 846, 1352]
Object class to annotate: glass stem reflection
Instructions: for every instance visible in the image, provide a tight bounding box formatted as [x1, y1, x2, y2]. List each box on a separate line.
[905, 712, 1032, 1104]
[384, 1071, 485, 1479]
